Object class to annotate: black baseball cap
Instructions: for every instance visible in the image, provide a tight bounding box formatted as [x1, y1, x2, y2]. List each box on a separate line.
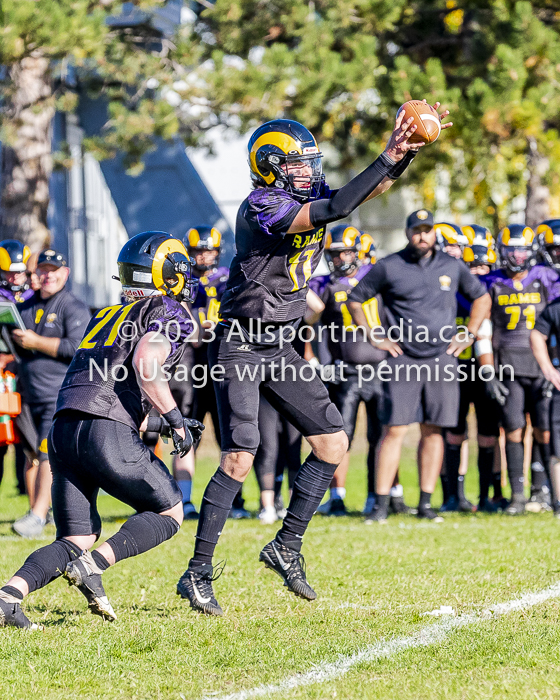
[37, 249, 67, 268]
[406, 209, 434, 229]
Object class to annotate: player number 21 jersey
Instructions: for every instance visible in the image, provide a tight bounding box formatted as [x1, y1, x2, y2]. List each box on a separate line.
[56, 295, 194, 430]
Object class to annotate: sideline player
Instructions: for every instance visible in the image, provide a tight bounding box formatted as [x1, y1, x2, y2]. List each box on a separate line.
[530, 281, 560, 517]
[309, 226, 406, 517]
[436, 221, 469, 259]
[0, 240, 35, 491]
[12, 250, 91, 538]
[0, 232, 203, 629]
[442, 226, 507, 512]
[435, 223, 473, 508]
[177, 105, 453, 616]
[348, 210, 491, 522]
[486, 224, 560, 514]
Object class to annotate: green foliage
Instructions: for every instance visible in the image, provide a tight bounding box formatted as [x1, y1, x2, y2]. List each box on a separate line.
[189, 0, 560, 226]
[1, 0, 206, 173]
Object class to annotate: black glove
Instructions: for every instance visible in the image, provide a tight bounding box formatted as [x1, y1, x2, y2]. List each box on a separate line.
[170, 418, 205, 458]
[480, 366, 509, 407]
[542, 380, 554, 399]
[184, 417, 205, 445]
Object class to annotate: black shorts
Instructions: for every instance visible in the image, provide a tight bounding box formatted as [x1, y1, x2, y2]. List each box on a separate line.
[48, 411, 182, 539]
[447, 369, 500, 437]
[208, 324, 344, 454]
[380, 352, 460, 427]
[30, 401, 57, 463]
[328, 371, 382, 446]
[550, 389, 560, 458]
[500, 375, 550, 433]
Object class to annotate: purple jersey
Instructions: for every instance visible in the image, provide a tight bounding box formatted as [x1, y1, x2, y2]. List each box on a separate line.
[191, 266, 229, 364]
[485, 264, 560, 376]
[192, 266, 229, 325]
[56, 295, 194, 429]
[220, 185, 334, 323]
[0, 286, 34, 305]
[311, 265, 386, 365]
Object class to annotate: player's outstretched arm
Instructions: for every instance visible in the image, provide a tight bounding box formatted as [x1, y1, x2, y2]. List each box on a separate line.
[531, 329, 560, 391]
[288, 101, 452, 234]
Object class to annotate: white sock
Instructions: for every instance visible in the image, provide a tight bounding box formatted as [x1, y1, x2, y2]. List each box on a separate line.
[390, 484, 403, 498]
[178, 479, 192, 504]
[331, 487, 346, 500]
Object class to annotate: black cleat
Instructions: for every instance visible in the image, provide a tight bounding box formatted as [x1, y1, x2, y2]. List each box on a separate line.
[64, 552, 116, 621]
[417, 506, 443, 522]
[478, 497, 499, 513]
[439, 496, 459, 512]
[259, 541, 317, 600]
[458, 497, 477, 513]
[330, 498, 348, 516]
[177, 562, 224, 616]
[492, 496, 509, 511]
[365, 503, 389, 524]
[553, 502, 560, 519]
[389, 495, 415, 515]
[0, 592, 40, 630]
[505, 494, 526, 516]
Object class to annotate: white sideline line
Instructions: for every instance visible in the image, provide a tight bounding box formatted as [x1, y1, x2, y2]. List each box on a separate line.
[200, 580, 560, 700]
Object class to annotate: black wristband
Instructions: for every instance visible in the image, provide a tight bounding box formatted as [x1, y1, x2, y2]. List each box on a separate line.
[146, 416, 164, 433]
[162, 407, 183, 429]
[388, 149, 418, 179]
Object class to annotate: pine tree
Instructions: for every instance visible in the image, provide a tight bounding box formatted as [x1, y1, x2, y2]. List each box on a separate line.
[0, 0, 205, 247]
[189, 0, 560, 229]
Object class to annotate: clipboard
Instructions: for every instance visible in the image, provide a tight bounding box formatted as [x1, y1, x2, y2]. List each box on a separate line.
[0, 301, 27, 361]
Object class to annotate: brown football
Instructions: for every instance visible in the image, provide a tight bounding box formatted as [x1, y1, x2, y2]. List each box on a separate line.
[397, 100, 441, 144]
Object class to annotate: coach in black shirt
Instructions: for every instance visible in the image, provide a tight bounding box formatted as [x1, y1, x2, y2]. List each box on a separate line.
[349, 210, 490, 521]
[11, 249, 91, 538]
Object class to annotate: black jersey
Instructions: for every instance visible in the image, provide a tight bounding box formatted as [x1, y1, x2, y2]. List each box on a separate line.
[220, 186, 333, 323]
[310, 265, 386, 366]
[18, 288, 91, 405]
[349, 247, 487, 359]
[485, 265, 560, 377]
[56, 295, 195, 430]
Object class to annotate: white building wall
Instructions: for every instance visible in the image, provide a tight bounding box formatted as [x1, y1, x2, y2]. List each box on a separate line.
[66, 117, 128, 308]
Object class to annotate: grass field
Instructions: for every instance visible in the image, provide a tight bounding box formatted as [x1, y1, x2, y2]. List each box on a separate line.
[1, 424, 560, 700]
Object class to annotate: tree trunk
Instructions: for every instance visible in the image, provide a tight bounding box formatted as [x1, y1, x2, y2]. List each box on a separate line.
[525, 137, 550, 229]
[1, 53, 54, 251]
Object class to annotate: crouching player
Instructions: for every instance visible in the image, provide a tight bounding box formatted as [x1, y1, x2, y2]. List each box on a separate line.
[0, 231, 203, 629]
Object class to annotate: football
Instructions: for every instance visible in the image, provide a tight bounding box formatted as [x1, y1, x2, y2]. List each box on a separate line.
[397, 100, 441, 144]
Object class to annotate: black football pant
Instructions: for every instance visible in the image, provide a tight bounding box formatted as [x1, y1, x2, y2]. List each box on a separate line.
[254, 395, 301, 493]
[328, 371, 382, 495]
[49, 410, 182, 538]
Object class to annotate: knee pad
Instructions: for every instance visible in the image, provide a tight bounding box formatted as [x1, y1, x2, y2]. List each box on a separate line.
[231, 422, 260, 454]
